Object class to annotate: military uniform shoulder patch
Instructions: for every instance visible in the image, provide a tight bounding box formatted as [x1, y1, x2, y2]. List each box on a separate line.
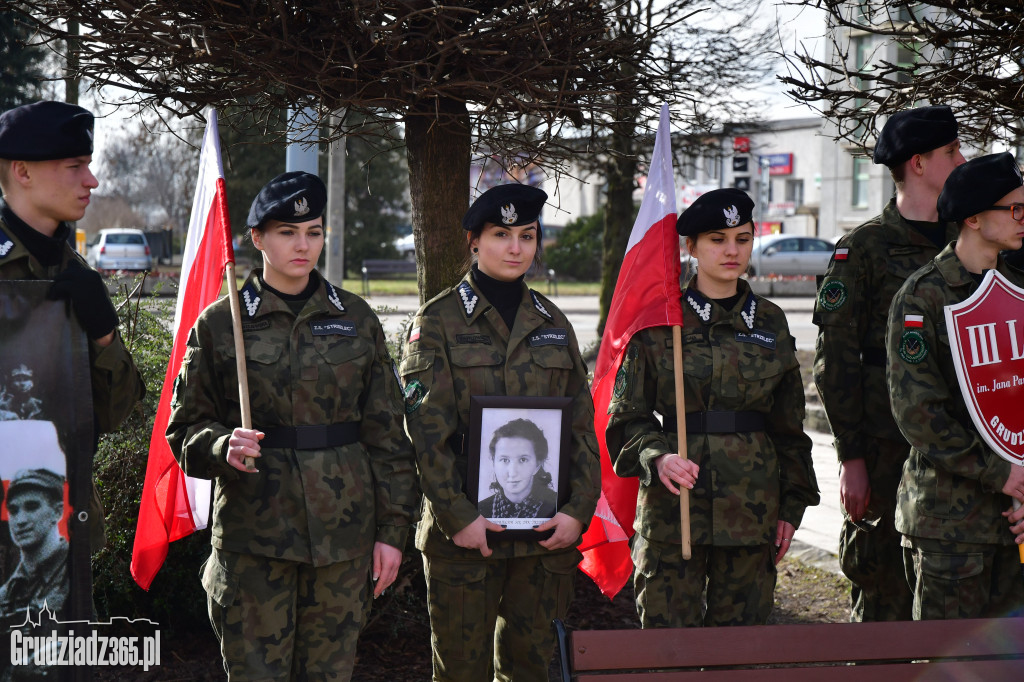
[325, 281, 346, 313]
[457, 281, 479, 317]
[818, 280, 848, 312]
[898, 322, 928, 364]
[403, 379, 426, 413]
[613, 344, 639, 399]
[530, 290, 552, 319]
[241, 282, 261, 318]
[0, 227, 14, 258]
[740, 294, 757, 330]
[686, 291, 712, 323]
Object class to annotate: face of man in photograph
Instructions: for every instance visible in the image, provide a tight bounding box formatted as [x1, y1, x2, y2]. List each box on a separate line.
[7, 491, 62, 551]
[493, 436, 542, 504]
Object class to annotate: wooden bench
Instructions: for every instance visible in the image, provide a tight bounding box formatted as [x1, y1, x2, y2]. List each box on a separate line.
[361, 258, 417, 295]
[554, 617, 1024, 680]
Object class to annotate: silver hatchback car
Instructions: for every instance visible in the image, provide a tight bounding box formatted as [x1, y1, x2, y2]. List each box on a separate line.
[88, 228, 153, 272]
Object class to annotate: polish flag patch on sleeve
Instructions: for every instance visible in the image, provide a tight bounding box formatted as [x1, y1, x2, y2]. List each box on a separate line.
[409, 326, 421, 343]
[904, 314, 924, 328]
[833, 248, 849, 261]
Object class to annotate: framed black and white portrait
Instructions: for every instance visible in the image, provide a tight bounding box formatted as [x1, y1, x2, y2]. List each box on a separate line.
[0, 280, 94, 660]
[467, 396, 572, 540]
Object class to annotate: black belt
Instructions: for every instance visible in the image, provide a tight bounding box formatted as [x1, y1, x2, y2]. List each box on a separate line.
[261, 422, 360, 450]
[662, 411, 766, 434]
[861, 348, 887, 367]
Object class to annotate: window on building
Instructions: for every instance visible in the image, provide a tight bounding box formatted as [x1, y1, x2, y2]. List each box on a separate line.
[703, 155, 719, 181]
[852, 157, 870, 208]
[785, 179, 804, 206]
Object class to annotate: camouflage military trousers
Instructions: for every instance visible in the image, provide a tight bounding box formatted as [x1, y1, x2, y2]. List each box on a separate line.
[631, 535, 776, 628]
[201, 548, 373, 681]
[901, 536, 1024, 621]
[422, 549, 579, 682]
[838, 439, 913, 622]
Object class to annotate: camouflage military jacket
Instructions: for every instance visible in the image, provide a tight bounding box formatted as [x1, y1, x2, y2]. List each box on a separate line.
[607, 280, 819, 546]
[167, 270, 419, 564]
[0, 216, 144, 434]
[814, 199, 957, 461]
[887, 245, 1022, 544]
[400, 273, 600, 560]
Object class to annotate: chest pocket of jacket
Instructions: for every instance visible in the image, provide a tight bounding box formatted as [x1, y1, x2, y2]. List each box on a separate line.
[530, 345, 574, 395]
[737, 345, 787, 411]
[225, 339, 285, 415]
[449, 345, 504, 397]
[313, 335, 372, 387]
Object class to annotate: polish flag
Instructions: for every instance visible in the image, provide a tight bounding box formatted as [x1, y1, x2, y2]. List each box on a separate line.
[579, 105, 683, 598]
[131, 110, 234, 590]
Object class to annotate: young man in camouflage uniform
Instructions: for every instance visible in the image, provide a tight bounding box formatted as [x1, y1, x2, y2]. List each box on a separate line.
[813, 105, 965, 621]
[0, 101, 145, 551]
[887, 152, 1024, 619]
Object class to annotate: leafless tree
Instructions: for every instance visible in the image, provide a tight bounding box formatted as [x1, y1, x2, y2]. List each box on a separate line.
[594, 0, 774, 333]
[778, 1, 1024, 152]
[97, 116, 202, 239]
[7, 0, 677, 300]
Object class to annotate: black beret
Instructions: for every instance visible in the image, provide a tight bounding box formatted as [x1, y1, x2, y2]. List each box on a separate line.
[937, 152, 1023, 223]
[0, 101, 94, 161]
[676, 188, 755, 237]
[8, 468, 65, 501]
[463, 184, 547, 232]
[247, 171, 327, 229]
[872, 105, 958, 167]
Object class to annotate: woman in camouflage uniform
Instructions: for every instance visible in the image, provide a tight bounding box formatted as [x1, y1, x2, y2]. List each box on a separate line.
[606, 188, 819, 628]
[167, 172, 418, 681]
[401, 184, 600, 681]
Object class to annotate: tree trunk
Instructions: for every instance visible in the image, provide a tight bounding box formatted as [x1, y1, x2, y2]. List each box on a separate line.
[598, 137, 637, 336]
[405, 98, 471, 304]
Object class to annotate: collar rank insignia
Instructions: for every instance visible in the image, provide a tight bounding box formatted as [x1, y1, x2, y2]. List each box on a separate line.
[458, 281, 479, 317]
[0, 227, 13, 258]
[325, 281, 345, 313]
[686, 291, 712, 323]
[500, 203, 517, 225]
[531, 291, 552, 319]
[294, 196, 309, 216]
[241, 283, 261, 318]
[723, 205, 741, 227]
[740, 294, 757, 330]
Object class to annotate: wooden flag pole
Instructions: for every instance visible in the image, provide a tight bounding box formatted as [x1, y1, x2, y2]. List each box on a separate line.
[672, 325, 691, 560]
[224, 261, 256, 471]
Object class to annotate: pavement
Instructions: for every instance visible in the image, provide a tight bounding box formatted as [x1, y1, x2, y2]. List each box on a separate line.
[365, 292, 844, 574]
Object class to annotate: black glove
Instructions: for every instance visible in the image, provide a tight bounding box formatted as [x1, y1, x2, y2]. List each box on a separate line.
[47, 261, 119, 340]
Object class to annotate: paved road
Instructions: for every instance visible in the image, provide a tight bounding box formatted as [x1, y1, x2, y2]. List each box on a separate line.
[367, 294, 820, 352]
[368, 292, 842, 571]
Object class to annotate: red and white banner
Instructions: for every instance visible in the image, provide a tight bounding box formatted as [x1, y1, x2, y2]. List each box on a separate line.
[131, 110, 234, 590]
[945, 269, 1024, 465]
[579, 105, 683, 598]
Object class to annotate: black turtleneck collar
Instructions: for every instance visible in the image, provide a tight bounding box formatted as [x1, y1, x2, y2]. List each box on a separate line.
[259, 272, 320, 315]
[0, 199, 71, 268]
[471, 264, 524, 331]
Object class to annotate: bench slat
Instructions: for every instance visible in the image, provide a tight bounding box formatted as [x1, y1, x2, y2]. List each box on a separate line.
[576, 658, 1024, 681]
[571, 618, 1024, 671]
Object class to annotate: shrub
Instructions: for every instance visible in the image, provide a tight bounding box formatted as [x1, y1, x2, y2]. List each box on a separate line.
[91, 278, 210, 633]
[544, 209, 604, 281]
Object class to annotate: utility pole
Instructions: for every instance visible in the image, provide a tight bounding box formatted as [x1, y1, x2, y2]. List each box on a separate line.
[325, 112, 346, 284]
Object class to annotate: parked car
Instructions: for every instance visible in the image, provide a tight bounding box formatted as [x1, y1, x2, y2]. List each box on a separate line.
[393, 233, 415, 261]
[88, 228, 153, 272]
[747, 234, 834, 277]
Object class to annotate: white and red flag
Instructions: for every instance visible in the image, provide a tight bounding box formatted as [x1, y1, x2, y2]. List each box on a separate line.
[131, 109, 235, 590]
[579, 104, 683, 598]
